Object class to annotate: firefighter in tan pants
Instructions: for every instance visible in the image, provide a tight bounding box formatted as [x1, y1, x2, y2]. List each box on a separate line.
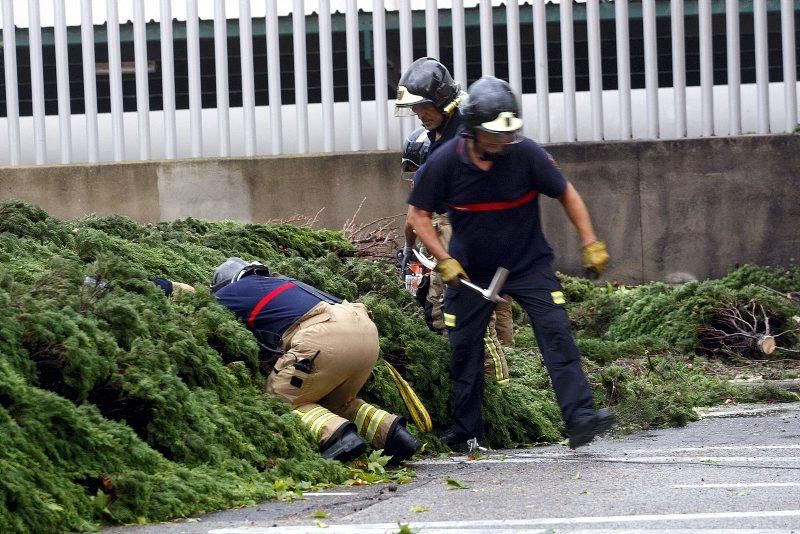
[210, 257, 421, 465]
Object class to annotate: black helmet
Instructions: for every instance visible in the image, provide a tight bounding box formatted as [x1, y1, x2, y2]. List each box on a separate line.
[210, 257, 270, 294]
[401, 126, 431, 173]
[395, 57, 461, 116]
[461, 76, 523, 135]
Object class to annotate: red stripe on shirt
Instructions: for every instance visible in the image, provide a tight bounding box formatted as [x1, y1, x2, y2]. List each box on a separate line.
[247, 282, 295, 329]
[448, 190, 538, 212]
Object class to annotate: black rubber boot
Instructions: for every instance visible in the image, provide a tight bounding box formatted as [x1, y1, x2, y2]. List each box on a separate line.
[383, 420, 422, 467]
[320, 423, 366, 463]
[567, 408, 615, 449]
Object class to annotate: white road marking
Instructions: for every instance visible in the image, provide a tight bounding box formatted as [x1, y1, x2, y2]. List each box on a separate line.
[208, 509, 800, 533]
[414, 455, 800, 465]
[697, 402, 800, 418]
[626, 445, 800, 453]
[672, 482, 800, 489]
[301, 492, 358, 496]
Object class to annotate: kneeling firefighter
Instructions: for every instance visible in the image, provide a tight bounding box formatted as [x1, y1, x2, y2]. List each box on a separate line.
[210, 257, 422, 465]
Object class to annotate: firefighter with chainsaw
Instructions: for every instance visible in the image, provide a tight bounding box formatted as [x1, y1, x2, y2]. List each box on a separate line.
[209, 257, 422, 465]
[406, 76, 614, 451]
[396, 58, 511, 383]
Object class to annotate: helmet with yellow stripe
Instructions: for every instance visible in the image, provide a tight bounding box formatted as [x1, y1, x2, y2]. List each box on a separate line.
[462, 76, 523, 141]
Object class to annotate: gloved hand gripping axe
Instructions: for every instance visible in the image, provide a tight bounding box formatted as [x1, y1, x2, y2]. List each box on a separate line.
[412, 249, 509, 304]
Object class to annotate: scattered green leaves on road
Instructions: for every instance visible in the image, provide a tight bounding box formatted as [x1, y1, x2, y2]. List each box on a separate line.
[445, 477, 470, 490]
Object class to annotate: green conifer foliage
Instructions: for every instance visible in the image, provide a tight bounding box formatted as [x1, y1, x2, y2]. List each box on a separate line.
[0, 199, 797, 531]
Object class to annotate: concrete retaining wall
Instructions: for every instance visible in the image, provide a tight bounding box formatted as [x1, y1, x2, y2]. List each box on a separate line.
[1, 135, 798, 283]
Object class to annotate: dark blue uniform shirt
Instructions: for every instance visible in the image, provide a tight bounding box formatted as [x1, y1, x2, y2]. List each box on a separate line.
[214, 275, 321, 337]
[407, 135, 568, 282]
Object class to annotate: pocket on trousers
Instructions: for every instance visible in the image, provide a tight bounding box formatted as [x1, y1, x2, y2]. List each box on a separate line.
[267, 356, 312, 405]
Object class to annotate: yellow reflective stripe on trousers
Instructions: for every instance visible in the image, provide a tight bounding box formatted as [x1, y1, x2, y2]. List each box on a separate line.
[443, 313, 456, 327]
[295, 406, 327, 425]
[355, 403, 378, 435]
[483, 327, 504, 382]
[551, 291, 566, 304]
[294, 406, 338, 441]
[294, 406, 330, 436]
[365, 409, 390, 444]
[310, 412, 339, 440]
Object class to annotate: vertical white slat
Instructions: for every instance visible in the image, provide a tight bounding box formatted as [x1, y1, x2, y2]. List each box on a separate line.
[107, 0, 125, 161]
[293, 0, 309, 153]
[533, 0, 550, 143]
[452, 0, 467, 86]
[160, 0, 177, 159]
[753, 0, 770, 134]
[781, 0, 797, 133]
[426, 0, 439, 58]
[372, 0, 389, 150]
[671, 0, 687, 138]
[643, 0, 659, 138]
[479, 0, 494, 76]
[28, 0, 47, 164]
[560, 0, 577, 142]
[587, 0, 604, 140]
[319, 0, 335, 152]
[133, 0, 151, 160]
[239, 0, 257, 156]
[53, 0, 72, 163]
[1, 0, 21, 165]
[265, 0, 282, 155]
[345, 0, 362, 150]
[214, 0, 231, 156]
[726, 0, 742, 135]
[80, 0, 99, 162]
[699, 0, 714, 136]
[186, 0, 203, 157]
[399, 0, 413, 139]
[615, 0, 632, 139]
[506, 0, 522, 97]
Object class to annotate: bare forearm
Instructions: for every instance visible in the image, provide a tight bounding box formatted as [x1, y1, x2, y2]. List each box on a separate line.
[403, 220, 417, 247]
[559, 182, 598, 247]
[406, 206, 450, 260]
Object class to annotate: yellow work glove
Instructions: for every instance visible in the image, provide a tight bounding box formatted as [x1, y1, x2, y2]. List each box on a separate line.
[582, 240, 610, 277]
[435, 258, 467, 287]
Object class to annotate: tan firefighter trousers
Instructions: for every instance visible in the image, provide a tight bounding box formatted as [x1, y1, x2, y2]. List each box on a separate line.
[267, 301, 399, 449]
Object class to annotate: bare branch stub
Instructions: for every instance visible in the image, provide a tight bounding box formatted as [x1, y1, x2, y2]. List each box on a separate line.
[698, 299, 797, 358]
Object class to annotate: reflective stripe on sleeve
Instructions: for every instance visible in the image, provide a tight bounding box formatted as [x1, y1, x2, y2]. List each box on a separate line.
[443, 312, 456, 327]
[551, 291, 566, 305]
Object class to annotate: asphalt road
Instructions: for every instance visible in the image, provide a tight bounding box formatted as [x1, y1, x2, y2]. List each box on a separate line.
[104, 402, 800, 534]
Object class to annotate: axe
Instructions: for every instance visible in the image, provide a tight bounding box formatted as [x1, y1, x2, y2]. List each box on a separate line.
[412, 249, 509, 304]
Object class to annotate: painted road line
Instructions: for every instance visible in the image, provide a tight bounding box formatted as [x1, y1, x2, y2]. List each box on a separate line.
[626, 445, 800, 453]
[209, 509, 800, 533]
[697, 402, 800, 418]
[672, 482, 800, 489]
[302, 492, 358, 496]
[415, 455, 800, 466]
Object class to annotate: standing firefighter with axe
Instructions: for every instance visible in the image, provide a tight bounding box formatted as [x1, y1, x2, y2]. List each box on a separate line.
[406, 76, 614, 451]
[396, 57, 511, 384]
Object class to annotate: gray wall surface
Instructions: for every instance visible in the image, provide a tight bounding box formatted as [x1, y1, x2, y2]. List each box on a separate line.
[1, 135, 798, 284]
